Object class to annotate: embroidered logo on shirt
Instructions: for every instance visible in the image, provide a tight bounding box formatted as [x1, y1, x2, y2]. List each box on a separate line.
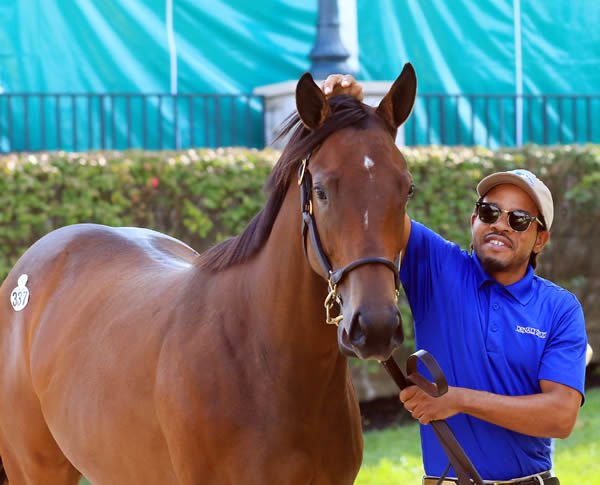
[515, 325, 547, 339]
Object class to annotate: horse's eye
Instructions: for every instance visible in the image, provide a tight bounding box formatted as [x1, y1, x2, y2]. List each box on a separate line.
[407, 184, 416, 199]
[314, 187, 328, 201]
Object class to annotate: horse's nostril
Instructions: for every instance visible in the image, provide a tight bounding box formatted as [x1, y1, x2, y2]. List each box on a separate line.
[391, 311, 404, 346]
[349, 313, 366, 346]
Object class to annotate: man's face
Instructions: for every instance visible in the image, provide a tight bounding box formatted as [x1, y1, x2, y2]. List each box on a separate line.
[471, 184, 549, 279]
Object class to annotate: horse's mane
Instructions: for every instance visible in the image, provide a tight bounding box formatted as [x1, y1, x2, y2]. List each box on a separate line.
[196, 95, 375, 272]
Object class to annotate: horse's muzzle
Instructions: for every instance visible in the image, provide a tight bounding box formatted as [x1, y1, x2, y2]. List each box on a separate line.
[337, 304, 404, 360]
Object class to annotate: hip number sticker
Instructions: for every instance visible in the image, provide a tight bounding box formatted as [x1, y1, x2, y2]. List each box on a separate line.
[10, 274, 30, 312]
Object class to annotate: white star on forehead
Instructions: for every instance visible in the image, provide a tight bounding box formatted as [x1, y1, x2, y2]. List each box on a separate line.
[364, 155, 375, 181]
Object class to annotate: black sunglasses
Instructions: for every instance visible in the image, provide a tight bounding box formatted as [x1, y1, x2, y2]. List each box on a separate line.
[476, 201, 544, 232]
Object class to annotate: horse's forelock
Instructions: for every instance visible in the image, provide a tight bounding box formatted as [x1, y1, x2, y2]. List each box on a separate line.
[270, 96, 372, 185]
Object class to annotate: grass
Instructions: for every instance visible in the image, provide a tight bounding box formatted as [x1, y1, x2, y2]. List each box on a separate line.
[551, 386, 600, 484]
[355, 418, 423, 485]
[79, 388, 600, 485]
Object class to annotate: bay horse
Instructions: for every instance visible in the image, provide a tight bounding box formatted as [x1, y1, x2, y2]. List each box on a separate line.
[0, 64, 417, 485]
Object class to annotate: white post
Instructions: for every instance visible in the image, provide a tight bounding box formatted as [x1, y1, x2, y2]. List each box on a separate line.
[166, 0, 177, 96]
[514, 0, 523, 147]
[166, 0, 180, 149]
[255, 81, 400, 149]
[338, 0, 359, 76]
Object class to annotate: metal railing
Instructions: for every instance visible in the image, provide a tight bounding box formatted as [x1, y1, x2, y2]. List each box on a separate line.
[405, 93, 600, 148]
[0, 92, 598, 153]
[0, 93, 266, 153]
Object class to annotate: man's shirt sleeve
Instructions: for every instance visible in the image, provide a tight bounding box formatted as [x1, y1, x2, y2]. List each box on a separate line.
[538, 292, 588, 403]
[399, 220, 464, 322]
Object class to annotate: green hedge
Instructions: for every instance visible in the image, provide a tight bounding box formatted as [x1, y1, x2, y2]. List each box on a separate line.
[403, 145, 600, 252]
[2, 146, 600, 347]
[0, 148, 278, 279]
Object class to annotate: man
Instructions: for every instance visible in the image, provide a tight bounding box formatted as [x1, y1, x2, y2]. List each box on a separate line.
[321, 75, 588, 484]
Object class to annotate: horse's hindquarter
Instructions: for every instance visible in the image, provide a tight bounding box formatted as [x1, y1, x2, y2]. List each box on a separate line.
[0, 224, 198, 482]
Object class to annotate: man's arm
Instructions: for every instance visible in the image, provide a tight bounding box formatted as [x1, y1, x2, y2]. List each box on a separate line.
[400, 379, 581, 439]
[401, 213, 411, 266]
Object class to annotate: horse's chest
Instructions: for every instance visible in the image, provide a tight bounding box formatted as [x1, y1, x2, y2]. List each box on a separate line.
[157, 328, 362, 483]
[193, 397, 362, 484]
[253, 405, 362, 483]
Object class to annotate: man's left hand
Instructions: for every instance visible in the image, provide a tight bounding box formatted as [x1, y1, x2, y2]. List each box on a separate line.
[400, 385, 464, 425]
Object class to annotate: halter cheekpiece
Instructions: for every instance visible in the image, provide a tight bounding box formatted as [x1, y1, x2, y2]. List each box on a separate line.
[298, 153, 401, 325]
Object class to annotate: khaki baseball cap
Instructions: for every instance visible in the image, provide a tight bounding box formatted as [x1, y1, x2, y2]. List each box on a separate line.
[476, 169, 554, 230]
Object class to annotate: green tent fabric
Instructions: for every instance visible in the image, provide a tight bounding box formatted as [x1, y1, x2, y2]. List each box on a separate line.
[0, 0, 597, 151]
[0, 0, 316, 150]
[358, 0, 600, 146]
[0, 0, 315, 93]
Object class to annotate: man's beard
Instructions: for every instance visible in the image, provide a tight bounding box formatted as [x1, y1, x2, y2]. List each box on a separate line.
[479, 254, 510, 274]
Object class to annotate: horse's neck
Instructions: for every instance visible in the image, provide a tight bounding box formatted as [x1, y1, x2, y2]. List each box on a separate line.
[243, 182, 347, 382]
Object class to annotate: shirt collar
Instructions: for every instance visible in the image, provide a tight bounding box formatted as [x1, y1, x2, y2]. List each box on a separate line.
[472, 252, 535, 305]
[472, 251, 494, 288]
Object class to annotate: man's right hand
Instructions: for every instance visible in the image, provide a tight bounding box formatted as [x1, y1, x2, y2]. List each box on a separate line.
[320, 74, 364, 101]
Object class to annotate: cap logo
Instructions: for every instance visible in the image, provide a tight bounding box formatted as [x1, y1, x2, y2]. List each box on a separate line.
[510, 169, 536, 187]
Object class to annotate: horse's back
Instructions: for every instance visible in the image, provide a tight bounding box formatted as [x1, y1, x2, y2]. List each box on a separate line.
[3, 222, 199, 286]
[0, 223, 200, 364]
[0, 224, 199, 483]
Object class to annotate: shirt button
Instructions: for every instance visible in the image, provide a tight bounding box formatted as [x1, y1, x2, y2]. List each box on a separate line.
[493, 304, 499, 310]
[492, 324, 498, 332]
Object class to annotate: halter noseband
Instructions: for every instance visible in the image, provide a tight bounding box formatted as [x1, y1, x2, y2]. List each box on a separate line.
[298, 154, 401, 325]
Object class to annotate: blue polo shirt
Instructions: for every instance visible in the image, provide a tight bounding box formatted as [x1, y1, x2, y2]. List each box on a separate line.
[400, 221, 587, 480]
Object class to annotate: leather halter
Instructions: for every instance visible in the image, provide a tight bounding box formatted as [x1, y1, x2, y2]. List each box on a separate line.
[298, 154, 401, 324]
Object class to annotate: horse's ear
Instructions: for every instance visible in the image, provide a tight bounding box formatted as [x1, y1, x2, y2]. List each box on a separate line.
[376, 63, 417, 130]
[296, 72, 331, 131]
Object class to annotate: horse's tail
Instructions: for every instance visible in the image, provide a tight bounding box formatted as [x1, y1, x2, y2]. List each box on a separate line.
[0, 455, 7, 484]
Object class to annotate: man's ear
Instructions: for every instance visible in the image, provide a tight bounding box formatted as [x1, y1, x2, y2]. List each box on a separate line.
[533, 230, 551, 254]
[296, 72, 331, 131]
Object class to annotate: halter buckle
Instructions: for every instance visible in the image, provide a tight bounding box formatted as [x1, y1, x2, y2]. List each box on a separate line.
[324, 277, 344, 326]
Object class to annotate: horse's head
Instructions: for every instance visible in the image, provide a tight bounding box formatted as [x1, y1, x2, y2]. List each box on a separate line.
[294, 64, 417, 361]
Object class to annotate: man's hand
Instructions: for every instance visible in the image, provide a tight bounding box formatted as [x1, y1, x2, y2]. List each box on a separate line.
[320, 74, 364, 101]
[400, 385, 463, 425]
[400, 380, 582, 438]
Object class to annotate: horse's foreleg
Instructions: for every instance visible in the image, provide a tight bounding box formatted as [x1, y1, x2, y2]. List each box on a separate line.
[0, 361, 81, 485]
[0, 456, 7, 485]
[0, 436, 81, 485]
